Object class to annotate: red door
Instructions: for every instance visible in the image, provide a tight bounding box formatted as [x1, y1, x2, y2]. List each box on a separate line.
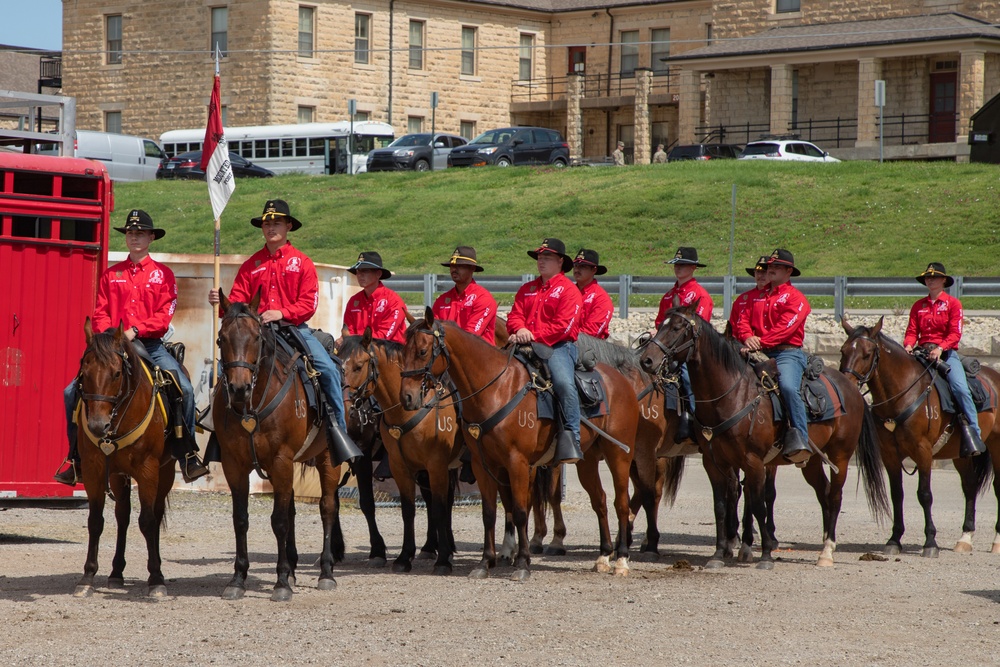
[929, 71, 957, 143]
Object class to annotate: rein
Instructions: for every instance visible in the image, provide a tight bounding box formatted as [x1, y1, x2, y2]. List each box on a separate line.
[847, 332, 937, 431]
[348, 343, 438, 441]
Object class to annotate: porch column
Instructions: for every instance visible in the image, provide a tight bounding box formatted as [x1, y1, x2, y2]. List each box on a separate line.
[566, 72, 584, 160]
[769, 64, 793, 136]
[634, 68, 652, 164]
[959, 50, 986, 143]
[678, 68, 701, 144]
[855, 57, 882, 147]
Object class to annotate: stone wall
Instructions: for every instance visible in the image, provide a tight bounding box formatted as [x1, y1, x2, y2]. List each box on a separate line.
[706, 68, 770, 131]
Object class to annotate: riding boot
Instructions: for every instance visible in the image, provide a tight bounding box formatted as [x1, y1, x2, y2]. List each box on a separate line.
[53, 444, 81, 486]
[782, 427, 812, 465]
[458, 447, 476, 484]
[674, 410, 694, 444]
[554, 430, 583, 465]
[172, 434, 209, 483]
[327, 419, 364, 467]
[373, 453, 392, 480]
[958, 416, 987, 458]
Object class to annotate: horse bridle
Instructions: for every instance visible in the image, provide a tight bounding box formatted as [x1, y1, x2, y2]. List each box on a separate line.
[77, 342, 138, 442]
[642, 311, 700, 381]
[344, 342, 399, 423]
[217, 311, 269, 409]
[399, 320, 452, 403]
[843, 332, 881, 386]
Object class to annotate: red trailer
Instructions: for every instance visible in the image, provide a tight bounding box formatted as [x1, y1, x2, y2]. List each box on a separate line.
[0, 152, 113, 500]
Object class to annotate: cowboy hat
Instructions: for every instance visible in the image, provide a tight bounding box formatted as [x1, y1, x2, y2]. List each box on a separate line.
[114, 209, 165, 240]
[250, 199, 302, 232]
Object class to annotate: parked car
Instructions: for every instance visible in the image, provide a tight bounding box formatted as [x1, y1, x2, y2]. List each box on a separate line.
[738, 140, 841, 162]
[667, 143, 743, 162]
[39, 130, 165, 182]
[447, 127, 569, 167]
[156, 150, 275, 179]
[367, 133, 466, 172]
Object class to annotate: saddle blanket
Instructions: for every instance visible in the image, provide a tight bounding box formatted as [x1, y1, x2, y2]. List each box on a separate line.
[770, 372, 847, 424]
[535, 371, 609, 422]
[932, 373, 996, 415]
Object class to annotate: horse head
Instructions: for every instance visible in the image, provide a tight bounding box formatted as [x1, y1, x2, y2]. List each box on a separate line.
[217, 288, 264, 406]
[638, 303, 702, 378]
[339, 327, 380, 403]
[399, 307, 450, 411]
[78, 318, 133, 438]
[838, 315, 884, 385]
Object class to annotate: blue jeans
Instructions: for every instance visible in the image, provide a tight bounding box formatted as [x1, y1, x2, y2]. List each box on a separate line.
[64, 380, 78, 453]
[945, 350, 982, 438]
[548, 341, 580, 445]
[298, 324, 347, 431]
[678, 363, 696, 414]
[766, 348, 808, 435]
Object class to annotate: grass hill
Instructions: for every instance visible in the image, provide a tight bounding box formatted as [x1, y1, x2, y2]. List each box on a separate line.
[116, 160, 1000, 282]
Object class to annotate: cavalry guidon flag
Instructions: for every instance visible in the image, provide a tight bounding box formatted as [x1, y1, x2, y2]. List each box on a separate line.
[200, 50, 235, 220]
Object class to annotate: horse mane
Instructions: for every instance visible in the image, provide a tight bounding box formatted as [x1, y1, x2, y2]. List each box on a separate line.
[672, 309, 749, 378]
[221, 302, 294, 366]
[339, 334, 406, 364]
[85, 331, 129, 366]
[577, 333, 640, 374]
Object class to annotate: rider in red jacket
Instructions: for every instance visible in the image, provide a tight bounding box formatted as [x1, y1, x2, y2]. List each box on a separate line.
[573, 249, 614, 339]
[342, 252, 408, 344]
[432, 246, 497, 345]
[729, 256, 769, 339]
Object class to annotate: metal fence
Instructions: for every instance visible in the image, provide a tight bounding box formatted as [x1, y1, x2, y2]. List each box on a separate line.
[390, 274, 1000, 320]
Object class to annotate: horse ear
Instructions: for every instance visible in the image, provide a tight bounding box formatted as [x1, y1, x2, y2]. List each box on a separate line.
[424, 306, 434, 324]
[84, 316, 94, 344]
[362, 326, 373, 348]
[671, 295, 681, 309]
[249, 287, 262, 314]
[871, 315, 884, 337]
[219, 288, 231, 315]
[841, 315, 855, 336]
[113, 320, 125, 342]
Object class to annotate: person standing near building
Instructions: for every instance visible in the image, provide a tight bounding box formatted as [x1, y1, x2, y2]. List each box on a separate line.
[431, 246, 497, 344]
[652, 144, 667, 164]
[573, 248, 614, 339]
[342, 252, 409, 344]
[612, 141, 626, 166]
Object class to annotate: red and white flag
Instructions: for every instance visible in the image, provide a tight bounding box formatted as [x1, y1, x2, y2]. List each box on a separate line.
[200, 55, 235, 220]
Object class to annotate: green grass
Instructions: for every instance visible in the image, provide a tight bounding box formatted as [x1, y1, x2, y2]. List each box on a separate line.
[117, 161, 1000, 279]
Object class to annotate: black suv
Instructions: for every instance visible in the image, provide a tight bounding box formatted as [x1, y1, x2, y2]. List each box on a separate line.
[366, 133, 467, 172]
[447, 127, 570, 167]
[667, 144, 742, 162]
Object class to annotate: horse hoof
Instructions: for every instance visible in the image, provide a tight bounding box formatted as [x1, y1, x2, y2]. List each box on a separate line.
[593, 555, 612, 574]
[392, 561, 412, 574]
[704, 559, 725, 570]
[509, 569, 531, 582]
[883, 544, 901, 556]
[432, 565, 453, 576]
[632, 551, 659, 563]
[222, 586, 245, 601]
[468, 567, 489, 580]
[953, 541, 974, 554]
[612, 558, 630, 577]
[816, 557, 835, 568]
[756, 560, 775, 571]
[288, 574, 296, 588]
[416, 550, 436, 561]
[529, 544, 543, 555]
[317, 578, 337, 591]
[544, 546, 567, 557]
[73, 585, 95, 598]
[922, 547, 940, 559]
[991, 542, 1000, 555]
[107, 577, 125, 590]
[148, 585, 168, 598]
[737, 545, 754, 563]
[368, 557, 387, 569]
[271, 587, 293, 602]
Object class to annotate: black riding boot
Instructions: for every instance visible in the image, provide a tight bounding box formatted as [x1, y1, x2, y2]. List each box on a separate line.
[328, 419, 364, 467]
[782, 427, 812, 465]
[958, 416, 987, 458]
[674, 410, 694, 444]
[53, 443, 81, 486]
[554, 430, 583, 465]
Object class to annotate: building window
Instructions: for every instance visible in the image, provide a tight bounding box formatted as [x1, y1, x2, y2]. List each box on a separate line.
[461, 27, 476, 76]
[353, 110, 369, 122]
[791, 69, 799, 129]
[221, 105, 228, 126]
[211, 7, 228, 56]
[298, 106, 314, 124]
[105, 111, 122, 134]
[408, 116, 423, 133]
[620, 30, 639, 77]
[106, 15, 122, 65]
[460, 120, 476, 140]
[355, 14, 370, 64]
[518, 34, 534, 81]
[299, 6, 315, 58]
[409, 20, 424, 70]
[651, 28, 670, 73]
[776, 0, 801, 12]
[706, 23, 713, 46]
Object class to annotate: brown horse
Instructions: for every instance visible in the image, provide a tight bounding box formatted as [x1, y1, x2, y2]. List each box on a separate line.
[399, 310, 639, 580]
[73, 320, 176, 598]
[839, 316, 998, 556]
[639, 304, 889, 569]
[339, 328, 462, 574]
[214, 291, 345, 601]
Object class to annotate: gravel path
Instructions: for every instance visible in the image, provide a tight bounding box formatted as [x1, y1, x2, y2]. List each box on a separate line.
[2, 459, 999, 666]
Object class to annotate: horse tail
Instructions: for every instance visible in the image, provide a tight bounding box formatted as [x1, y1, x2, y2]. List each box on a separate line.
[857, 403, 891, 523]
[970, 447, 994, 498]
[660, 456, 686, 507]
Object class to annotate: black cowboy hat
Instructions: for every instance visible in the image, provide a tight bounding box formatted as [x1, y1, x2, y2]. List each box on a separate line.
[666, 247, 706, 268]
[441, 246, 484, 272]
[916, 262, 954, 288]
[745, 255, 769, 277]
[767, 248, 801, 277]
[250, 199, 302, 232]
[573, 248, 607, 276]
[114, 209, 165, 240]
[527, 238, 573, 273]
[349, 251, 392, 281]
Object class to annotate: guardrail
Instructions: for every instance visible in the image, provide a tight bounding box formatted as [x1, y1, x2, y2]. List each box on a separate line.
[391, 274, 1000, 320]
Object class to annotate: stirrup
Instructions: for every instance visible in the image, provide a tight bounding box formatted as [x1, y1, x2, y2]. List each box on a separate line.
[53, 458, 80, 486]
[179, 453, 209, 483]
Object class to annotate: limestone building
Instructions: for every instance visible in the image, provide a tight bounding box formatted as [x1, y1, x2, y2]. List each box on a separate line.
[62, 0, 1000, 163]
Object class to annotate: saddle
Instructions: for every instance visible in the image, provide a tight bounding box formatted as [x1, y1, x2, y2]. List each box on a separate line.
[514, 343, 608, 419]
[271, 323, 322, 416]
[756, 353, 846, 423]
[913, 351, 996, 414]
[129, 340, 186, 442]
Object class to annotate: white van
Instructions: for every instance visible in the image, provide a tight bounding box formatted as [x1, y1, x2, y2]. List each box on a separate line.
[68, 131, 166, 182]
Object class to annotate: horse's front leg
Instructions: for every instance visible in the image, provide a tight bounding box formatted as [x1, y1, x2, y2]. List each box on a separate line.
[882, 448, 906, 555]
[75, 457, 109, 598]
[392, 458, 418, 574]
[744, 465, 777, 570]
[469, 452, 498, 579]
[428, 462, 455, 575]
[353, 453, 388, 567]
[136, 463, 167, 597]
[506, 459, 533, 582]
[529, 467, 548, 555]
[915, 464, 939, 558]
[630, 446, 661, 562]
[108, 471, 132, 589]
[269, 460, 296, 601]
[801, 453, 848, 567]
[952, 456, 980, 554]
[417, 471, 439, 560]
[574, 448, 613, 573]
[604, 443, 635, 577]
[703, 458, 733, 569]
[221, 459, 252, 600]
[316, 453, 342, 590]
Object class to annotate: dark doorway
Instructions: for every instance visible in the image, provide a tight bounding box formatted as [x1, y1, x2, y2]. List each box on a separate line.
[929, 71, 956, 143]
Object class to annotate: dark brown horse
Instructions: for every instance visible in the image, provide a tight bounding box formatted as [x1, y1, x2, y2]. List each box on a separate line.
[839, 316, 998, 556]
[339, 328, 462, 574]
[73, 320, 175, 598]
[214, 291, 345, 601]
[399, 311, 639, 580]
[639, 305, 889, 569]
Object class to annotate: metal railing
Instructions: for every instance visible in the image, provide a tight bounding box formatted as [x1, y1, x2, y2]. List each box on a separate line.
[696, 122, 770, 145]
[510, 76, 569, 103]
[510, 71, 678, 104]
[790, 117, 858, 147]
[391, 274, 1000, 321]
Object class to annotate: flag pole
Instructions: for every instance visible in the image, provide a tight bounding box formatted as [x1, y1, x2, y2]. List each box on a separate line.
[210, 47, 222, 389]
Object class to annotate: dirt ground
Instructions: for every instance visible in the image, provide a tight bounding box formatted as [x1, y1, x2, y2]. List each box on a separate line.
[2, 458, 999, 666]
